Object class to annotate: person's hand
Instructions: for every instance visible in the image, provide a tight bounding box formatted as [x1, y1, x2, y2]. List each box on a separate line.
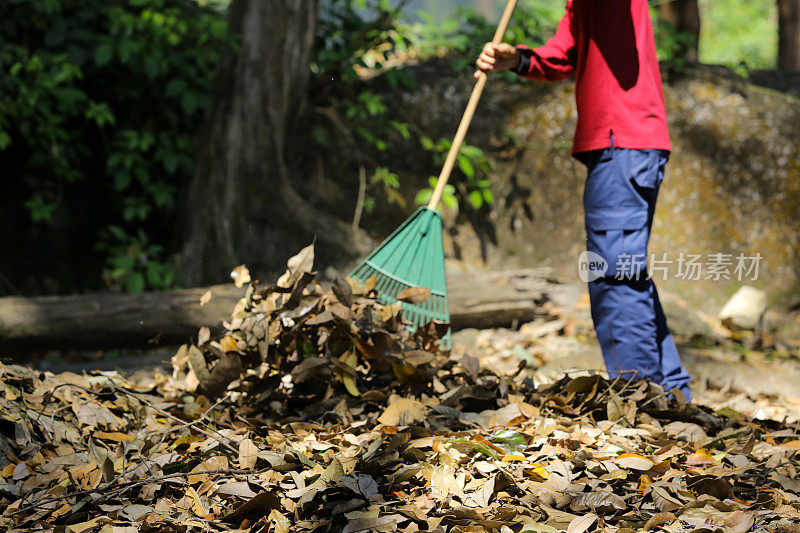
[474, 42, 521, 78]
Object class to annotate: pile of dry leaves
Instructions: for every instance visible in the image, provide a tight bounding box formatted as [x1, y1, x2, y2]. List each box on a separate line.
[1, 246, 800, 533]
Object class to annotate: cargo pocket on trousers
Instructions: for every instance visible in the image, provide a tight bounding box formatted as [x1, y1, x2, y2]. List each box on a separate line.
[629, 149, 668, 204]
[585, 205, 650, 280]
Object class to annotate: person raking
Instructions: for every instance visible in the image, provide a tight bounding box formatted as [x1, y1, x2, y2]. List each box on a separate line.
[475, 0, 692, 400]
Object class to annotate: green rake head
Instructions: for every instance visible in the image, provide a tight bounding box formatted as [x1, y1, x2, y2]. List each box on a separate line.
[349, 207, 451, 349]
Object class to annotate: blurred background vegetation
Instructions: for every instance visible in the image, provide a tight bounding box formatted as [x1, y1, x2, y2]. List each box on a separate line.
[699, 0, 778, 70]
[0, 0, 794, 296]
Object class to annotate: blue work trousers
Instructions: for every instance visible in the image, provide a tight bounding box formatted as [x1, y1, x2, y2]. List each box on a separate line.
[579, 141, 692, 400]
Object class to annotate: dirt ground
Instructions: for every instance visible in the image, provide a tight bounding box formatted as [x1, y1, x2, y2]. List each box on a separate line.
[26, 281, 800, 429]
[452, 281, 800, 427]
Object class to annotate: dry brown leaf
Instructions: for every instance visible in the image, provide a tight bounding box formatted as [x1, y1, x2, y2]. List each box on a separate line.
[200, 290, 212, 306]
[679, 502, 732, 527]
[541, 505, 579, 528]
[269, 509, 292, 533]
[93, 431, 134, 443]
[238, 439, 258, 469]
[378, 397, 426, 426]
[430, 465, 462, 500]
[219, 335, 239, 353]
[342, 515, 399, 533]
[230, 265, 251, 287]
[685, 448, 717, 466]
[486, 403, 526, 428]
[72, 402, 122, 429]
[688, 476, 733, 499]
[188, 456, 228, 484]
[216, 481, 259, 499]
[566, 513, 597, 533]
[2, 463, 15, 478]
[723, 510, 755, 533]
[459, 353, 480, 381]
[186, 486, 207, 517]
[188, 345, 211, 385]
[340, 349, 360, 397]
[396, 286, 432, 304]
[277, 243, 314, 288]
[66, 519, 101, 533]
[650, 485, 682, 512]
[56, 371, 91, 389]
[198, 326, 211, 345]
[572, 490, 626, 512]
[643, 512, 677, 530]
[222, 491, 281, 523]
[615, 452, 654, 471]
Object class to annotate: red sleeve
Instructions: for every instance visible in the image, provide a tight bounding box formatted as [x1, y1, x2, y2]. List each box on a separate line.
[515, 3, 576, 81]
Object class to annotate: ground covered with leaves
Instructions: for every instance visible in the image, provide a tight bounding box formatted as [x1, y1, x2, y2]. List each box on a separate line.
[2, 247, 800, 532]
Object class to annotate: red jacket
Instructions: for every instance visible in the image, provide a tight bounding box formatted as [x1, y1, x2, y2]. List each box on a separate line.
[515, 0, 671, 154]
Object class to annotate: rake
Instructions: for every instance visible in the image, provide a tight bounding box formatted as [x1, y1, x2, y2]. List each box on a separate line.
[349, 0, 518, 349]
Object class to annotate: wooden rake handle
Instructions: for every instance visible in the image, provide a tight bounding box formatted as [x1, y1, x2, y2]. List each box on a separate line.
[427, 0, 518, 210]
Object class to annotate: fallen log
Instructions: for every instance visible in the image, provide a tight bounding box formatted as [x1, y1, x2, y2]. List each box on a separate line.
[0, 269, 566, 352]
[447, 268, 569, 328]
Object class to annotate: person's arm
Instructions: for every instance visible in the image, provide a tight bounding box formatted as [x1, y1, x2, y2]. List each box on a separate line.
[475, 3, 576, 81]
[515, 4, 576, 81]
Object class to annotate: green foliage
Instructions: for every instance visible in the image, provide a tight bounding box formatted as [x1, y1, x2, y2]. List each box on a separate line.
[345, 91, 403, 151]
[393, 2, 557, 212]
[315, 0, 414, 85]
[650, 7, 696, 73]
[415, 137, 493, 212]
[313, 0, 417, 221]
[96, 225, 175, 293]
[698, 0, 777, 70]
[0, 0, 227, 292]
[313, 0, 522, 219]
[415, 177, 457, 211]
[369, 167, 405, 211]
[652, 1, 776, 73]
[407, 0, 561, 74]
[24, 194, 57, 224]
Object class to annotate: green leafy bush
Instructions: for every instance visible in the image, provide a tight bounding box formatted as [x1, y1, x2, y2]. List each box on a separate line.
[311, 0, 416, 224]
[415, 137, 493, 212]
[649, 7, 697, 74]
[311, 1, 556, 219]
[698, 0, 777, 70]
[315, 0, 414, 85]
[96, 225, 175, 293]
[408, 1, 561, 75]
[0, 0, 227, 293]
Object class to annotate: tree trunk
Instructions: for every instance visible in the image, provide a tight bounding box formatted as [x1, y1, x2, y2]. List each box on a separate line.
[778, 0, 800, 71]
[660, 0, 701, 63]
[174, 0, 369, 286]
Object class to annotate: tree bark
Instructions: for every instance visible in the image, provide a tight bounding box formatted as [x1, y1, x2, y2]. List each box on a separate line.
[659, 0, 701, 63]
[0, 269, 570, 352]
[174, 0, 369, 286]
[778, 0, 800, 71]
